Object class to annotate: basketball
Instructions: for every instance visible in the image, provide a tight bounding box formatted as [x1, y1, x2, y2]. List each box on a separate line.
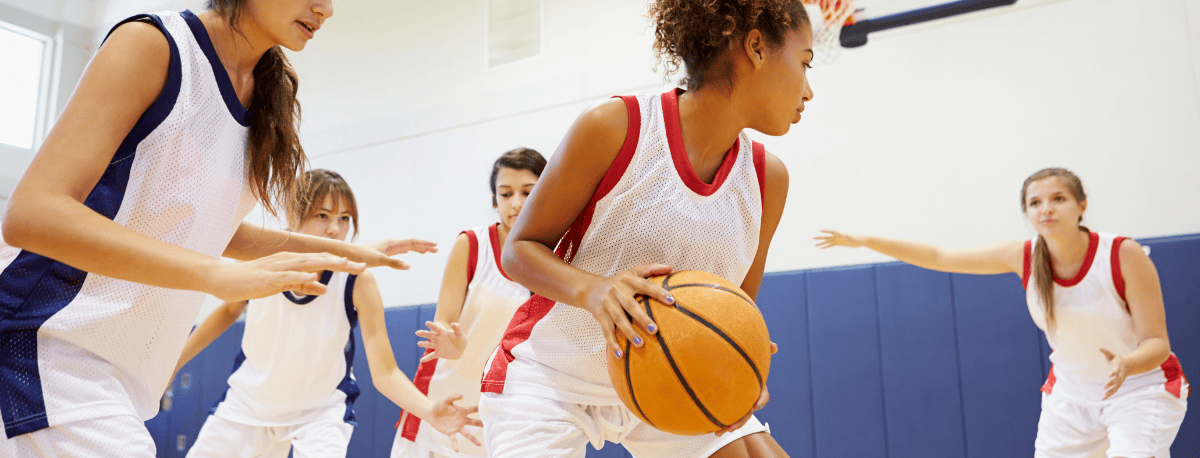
[606, 270, 772, 435]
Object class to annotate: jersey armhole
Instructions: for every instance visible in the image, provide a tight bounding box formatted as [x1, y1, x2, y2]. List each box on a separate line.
[101, 14, 182, 166]
[553, 95, 641, 262]
[1022, 240, 1032, 290]
[344, 274, 359, 327]
[464, 230, 479, 284]
[1111, 236, 1129, 307]
[751, 141, 766, 211]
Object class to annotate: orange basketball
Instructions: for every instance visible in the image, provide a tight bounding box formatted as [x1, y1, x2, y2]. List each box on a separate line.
[606, 270, 772, 435]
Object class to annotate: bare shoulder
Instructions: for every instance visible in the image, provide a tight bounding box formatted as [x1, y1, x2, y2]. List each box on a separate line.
[100, 20, 171, 68]
[762, 150, 789, 189]
[1117, 238, 1155, 269]
[563, 97, 630, 167]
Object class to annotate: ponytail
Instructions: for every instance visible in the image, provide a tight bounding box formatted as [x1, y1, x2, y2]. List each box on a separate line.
[247, 46, 305, 219]
[1033, 236, 1056, 329]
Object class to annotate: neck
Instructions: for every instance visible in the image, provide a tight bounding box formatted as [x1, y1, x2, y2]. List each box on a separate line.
[676, 87, 747, 166]
[198, 10, 274, 80]
[1043, 227, 1090, 265]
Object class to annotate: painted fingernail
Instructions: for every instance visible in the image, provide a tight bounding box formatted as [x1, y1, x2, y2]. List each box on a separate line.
[647, 323, 657, 333]
[633, 336, 644, 347]
[665, 294, 675, 304]
[614, 349, 623, 358]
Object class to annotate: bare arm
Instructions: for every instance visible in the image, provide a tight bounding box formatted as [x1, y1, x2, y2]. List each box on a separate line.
[501, 98, 673, 357]
[224, 221, 437, 269]
[415, 233, 471, 361]
[815, 231, 1024, 276]
[1, 22, 362, 302]
[1099, 238, 1171, 399]
[174, 300, 248, 376]
[739, 151, 788, 300]
[354, 270, 481, 447]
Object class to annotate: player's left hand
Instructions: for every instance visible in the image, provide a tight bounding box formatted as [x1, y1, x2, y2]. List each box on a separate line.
[426, 393, 483, 451]
[353, 239, 438, 270]
[716, 341, 778, 437]
[1100, 348, 1128, 400]
[417, 321, 466, 361]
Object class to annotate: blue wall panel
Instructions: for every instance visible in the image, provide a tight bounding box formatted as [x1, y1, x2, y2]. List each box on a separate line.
[807, 267, 888, 458]
[951, 273, 1042, 458]
[1142, 237, 1199, 456]
[874, 264, 968, 458]
[756, 270, 814, 457]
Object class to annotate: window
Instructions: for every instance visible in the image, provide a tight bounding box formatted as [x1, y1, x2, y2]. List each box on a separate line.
[0, 23, 48, 149]
[486, 0, 543, 68]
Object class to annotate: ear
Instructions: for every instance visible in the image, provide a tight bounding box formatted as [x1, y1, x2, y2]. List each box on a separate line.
[742, 29, 766, 69]
[1079, 200, 1087, 214]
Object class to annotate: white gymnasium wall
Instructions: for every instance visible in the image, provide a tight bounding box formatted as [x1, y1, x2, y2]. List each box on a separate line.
[6, 0, 1199, 310]
[281, 0, 1200, 307]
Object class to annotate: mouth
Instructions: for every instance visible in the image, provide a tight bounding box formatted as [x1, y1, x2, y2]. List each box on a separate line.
[296, 20, 317, 38]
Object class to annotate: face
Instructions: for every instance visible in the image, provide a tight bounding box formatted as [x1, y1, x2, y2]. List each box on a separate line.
[295, 194, 353, 241]
[1023, 177, 1087, 238]
[746, 25, 815, 136]
[245, 0, 334, 51]
[493, 167, 539, 231]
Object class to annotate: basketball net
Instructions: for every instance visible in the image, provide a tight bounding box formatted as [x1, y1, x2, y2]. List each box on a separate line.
[802, 0, 855, 66]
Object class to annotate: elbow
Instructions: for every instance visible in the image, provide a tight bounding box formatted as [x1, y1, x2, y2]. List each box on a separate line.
[1, 204, 33, 250]
[500, 240, 522, 279]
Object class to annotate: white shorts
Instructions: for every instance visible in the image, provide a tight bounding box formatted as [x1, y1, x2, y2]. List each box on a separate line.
[478, 392, 770, 458]
[1035, 385, 1188, 458]
[0, 413, 155, 458]
[391, 420, 473, 458]
[185, 414, 354, 458]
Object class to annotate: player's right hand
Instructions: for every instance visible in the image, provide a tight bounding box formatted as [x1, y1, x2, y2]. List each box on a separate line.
[814, 229, 866, 249]
[203, 252, 365, 302]
[577, 263, 674, 359]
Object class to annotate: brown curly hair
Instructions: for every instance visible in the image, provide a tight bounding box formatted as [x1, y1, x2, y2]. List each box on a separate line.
[651, 0, 809, 91]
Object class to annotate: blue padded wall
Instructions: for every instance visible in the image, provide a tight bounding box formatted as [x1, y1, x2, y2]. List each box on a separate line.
[148, 233, 1197, 457]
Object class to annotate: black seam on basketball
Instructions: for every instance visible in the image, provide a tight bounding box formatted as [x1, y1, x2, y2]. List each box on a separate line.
[673, 302, 764, 389]
[649, 298, 728, 430]
[663, 282, 754, 306]
[624, 335, 652, 429]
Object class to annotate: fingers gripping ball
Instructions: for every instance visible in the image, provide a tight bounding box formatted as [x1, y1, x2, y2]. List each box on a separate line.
[606, 270, 771, 435]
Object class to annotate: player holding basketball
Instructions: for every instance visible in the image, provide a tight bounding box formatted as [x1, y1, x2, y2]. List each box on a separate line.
[392, 148, 545, 457]
[816, 168, 1188, 458]
[0, 1, 434, 456]
[175, 170, 480, 458]
[477, 1, 811, 456]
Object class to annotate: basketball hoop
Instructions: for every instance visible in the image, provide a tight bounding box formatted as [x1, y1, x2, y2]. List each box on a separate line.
[802, 0, 855, 66]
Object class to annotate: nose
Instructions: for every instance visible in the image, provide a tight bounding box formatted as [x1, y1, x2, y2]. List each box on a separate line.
[314, 0, 334, 20]
[327, 219, 341, 237]
[802, 77, 814, 102]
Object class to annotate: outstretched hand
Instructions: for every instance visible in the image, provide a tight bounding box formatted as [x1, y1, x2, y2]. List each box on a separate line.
[814, 230, 865, 249]
[206, 252, 365, 302]
[353, 239, 438, 270]
[426, 394, 483, 452]
[416, 321, 466, 362]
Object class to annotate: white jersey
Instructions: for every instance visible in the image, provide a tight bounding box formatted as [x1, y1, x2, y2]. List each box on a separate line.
[1023, 231, 1187, 402]
[211, 271, 360, 427]
[395, 223, 530, 457]
[482, 89, 766, 406]
[0, 10, 255, 438]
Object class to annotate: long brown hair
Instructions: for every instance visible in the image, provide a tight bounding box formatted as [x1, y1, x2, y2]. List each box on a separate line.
[650, 0, 809, 92]
[206, 0, 306, 219]
[288, 169, 359, 238]
[1020, 167, 1087, 329]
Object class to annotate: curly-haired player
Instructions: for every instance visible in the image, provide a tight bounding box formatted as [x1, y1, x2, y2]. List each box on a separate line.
[477, 1, 813, 457]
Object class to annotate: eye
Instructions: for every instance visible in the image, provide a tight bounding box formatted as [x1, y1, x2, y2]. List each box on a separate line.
[316, 213, 328, 219]
[340, 216, 350, 222]
[500, 192, 512, 198]
[1054, 196, 1066, 202]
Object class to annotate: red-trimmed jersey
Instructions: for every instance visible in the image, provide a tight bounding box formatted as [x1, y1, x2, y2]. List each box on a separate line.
[481, 89, 767, 405]
[396, 224, 529, 456]
[1024, 231, 1188, 401]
